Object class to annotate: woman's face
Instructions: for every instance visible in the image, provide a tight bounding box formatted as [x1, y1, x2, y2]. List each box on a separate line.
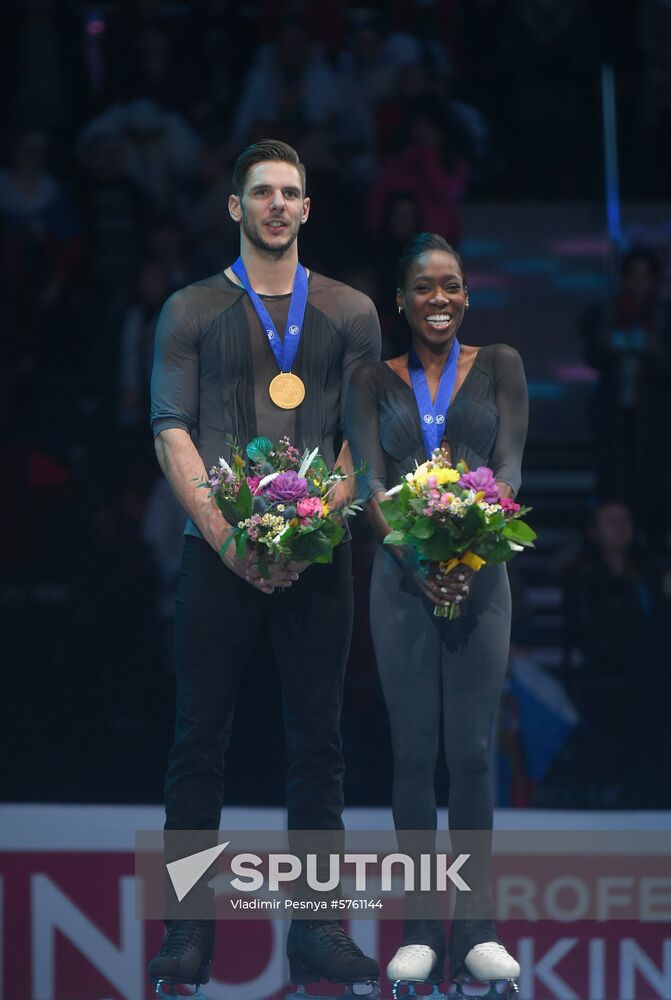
[397, 251, 468, 350]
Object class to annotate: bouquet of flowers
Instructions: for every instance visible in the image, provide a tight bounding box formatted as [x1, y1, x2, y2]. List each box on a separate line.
[202, 436, 361, 575]
[380, 449, 536, 617]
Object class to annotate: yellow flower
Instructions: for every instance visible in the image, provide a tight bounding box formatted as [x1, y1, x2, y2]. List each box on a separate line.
[435, 467, 460, 486]
[321, 502, 330, 516]
[412, 461, 460, 488]
[234, 454, 244, 468]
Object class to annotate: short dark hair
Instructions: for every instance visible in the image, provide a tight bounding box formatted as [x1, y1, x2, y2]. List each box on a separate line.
[397, 232, 465, 290]
[232, 139, 306, 197]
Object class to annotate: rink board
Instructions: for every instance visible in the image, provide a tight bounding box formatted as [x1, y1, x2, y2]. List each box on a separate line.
[1, 805, 670, 1000]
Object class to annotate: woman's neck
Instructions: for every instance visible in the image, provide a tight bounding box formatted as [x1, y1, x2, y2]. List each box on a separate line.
[411, 334, 457, 372]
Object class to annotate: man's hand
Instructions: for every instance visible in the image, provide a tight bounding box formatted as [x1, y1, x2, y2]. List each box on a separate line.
[328, 476, 354, 514]
[220, 539, 299, 594]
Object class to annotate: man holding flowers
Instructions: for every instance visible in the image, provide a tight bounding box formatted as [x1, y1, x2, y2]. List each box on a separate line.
[148, 140, 381, 989]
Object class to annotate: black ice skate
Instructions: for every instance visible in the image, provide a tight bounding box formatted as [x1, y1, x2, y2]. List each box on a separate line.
[286, 920, 380, 999]
[148, 919, 214, 999]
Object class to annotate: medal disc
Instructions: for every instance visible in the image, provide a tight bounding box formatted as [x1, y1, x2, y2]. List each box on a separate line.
[269, 372, 305, 409]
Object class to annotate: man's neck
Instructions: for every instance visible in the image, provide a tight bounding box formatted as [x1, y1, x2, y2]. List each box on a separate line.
[234, 238, 299, 295]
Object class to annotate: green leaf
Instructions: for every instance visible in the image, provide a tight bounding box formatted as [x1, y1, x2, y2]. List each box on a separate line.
[383, 530, 407, 546]
[236, 479, 253, 519]
[503, 519, 537, 544]
[291, 529, 334, 564]
[310, 456, 329, 479]
[217, 496, 244, 526]
[234, 531, 248, 558]
[246, 436, 273, 462]
[410, 519, 435, 540]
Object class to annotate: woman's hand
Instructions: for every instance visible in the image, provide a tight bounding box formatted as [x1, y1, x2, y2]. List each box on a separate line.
[413, 561, 475, 609]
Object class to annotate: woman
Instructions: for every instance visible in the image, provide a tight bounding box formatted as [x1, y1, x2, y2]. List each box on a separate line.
[345, 233, 528, 991]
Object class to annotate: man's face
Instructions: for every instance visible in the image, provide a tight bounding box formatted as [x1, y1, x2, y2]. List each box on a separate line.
[229, 161, 309, 255]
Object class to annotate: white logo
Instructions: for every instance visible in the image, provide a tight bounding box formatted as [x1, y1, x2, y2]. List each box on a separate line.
[267, 330, 275, 340]
[423, 414, 434, 424]
[288, 324, 300, 335]
[436, 414, 445, 425]
[166, 842, 230, 902]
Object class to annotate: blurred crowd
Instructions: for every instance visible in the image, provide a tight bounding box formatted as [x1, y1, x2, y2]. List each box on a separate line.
[3, 0, 671, 808]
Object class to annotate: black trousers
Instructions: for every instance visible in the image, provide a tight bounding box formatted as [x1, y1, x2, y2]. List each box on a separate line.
[164, 536, 353, 832]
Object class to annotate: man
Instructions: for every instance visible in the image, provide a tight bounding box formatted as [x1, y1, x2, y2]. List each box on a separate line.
[148, 140, 381, 991]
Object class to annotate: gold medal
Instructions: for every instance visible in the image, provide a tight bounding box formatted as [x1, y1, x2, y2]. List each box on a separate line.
[269, 372, 306, 409]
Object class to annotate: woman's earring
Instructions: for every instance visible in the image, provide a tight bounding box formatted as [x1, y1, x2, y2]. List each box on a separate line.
[398, 306, 403, 314]
[465, 297, 470, 310]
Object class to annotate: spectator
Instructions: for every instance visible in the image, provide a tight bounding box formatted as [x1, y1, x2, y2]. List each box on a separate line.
[367, 99, 468, 246]
[118, 258, 169, 428]
[563, 500, 670, 805]
[78, 99, 200, 211]
[581, 247, 671, 532]
[231, 18, 347, 163]
[0, 130, 80, 374]
[76, 123, 145, 299]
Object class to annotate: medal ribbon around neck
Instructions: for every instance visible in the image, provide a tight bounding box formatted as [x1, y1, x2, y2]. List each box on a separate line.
[231, 256, 308, 375]
[409, 338, 461, 457]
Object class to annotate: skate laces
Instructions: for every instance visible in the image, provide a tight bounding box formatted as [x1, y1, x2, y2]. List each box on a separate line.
[315, 922, 364, 957]
[161, 921, 207, 956]
[470, 942, 508, 957]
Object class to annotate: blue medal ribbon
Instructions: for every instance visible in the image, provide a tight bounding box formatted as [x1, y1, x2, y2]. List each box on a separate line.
[231, 256, 308, 373]
[409, 339, 461, 457]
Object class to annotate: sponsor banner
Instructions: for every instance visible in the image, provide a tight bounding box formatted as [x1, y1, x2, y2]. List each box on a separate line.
[2, 807, 670, 999]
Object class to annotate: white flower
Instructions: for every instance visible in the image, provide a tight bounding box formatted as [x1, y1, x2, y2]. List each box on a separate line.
[385, 484, 404, 496]
[257, 471, 281, 491]
[298, 446, 319, 478]
[218, 456, 234, 475]
[508, 541, 524, 551]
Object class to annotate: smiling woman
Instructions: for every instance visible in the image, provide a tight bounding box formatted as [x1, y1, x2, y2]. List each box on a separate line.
[345, 232, 529, 996]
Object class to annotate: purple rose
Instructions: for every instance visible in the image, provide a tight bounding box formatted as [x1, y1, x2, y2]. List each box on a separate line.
[266, 470, 309, 502]
[458, 466, 500, 503]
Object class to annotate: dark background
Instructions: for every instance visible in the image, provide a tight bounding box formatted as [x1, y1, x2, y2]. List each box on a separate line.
[2, 0, 671, 811]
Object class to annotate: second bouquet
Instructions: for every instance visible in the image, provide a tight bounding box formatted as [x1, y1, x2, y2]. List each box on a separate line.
[203, 436, 360, 574]
[380, 449, 536, 617]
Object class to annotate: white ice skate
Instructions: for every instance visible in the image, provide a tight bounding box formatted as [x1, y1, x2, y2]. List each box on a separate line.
[387, 945, 447, 999]
[452, 941, 520, 998]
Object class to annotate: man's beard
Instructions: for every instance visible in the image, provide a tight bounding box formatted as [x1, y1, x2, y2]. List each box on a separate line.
[242, 213, 299, 256]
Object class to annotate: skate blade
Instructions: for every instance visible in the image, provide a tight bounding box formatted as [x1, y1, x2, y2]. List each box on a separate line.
[154, 979, 208, 999]
[286, 981, 380, 1000]
[392, 981, 447, 999]
[449, 977, 519, 998]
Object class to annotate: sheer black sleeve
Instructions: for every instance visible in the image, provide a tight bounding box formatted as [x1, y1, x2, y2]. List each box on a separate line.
[490, 345, 528, 496]
[150, 289, 201, 437]
[345, 363, 389, 502]
[340, 294, 382, 429]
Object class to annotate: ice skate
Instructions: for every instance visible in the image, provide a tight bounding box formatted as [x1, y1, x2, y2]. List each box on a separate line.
[387, 944, 447, 999]
[451, 941, 520, 998]
[285, 920, 380, 1000]
[149, 920, 214, 1000]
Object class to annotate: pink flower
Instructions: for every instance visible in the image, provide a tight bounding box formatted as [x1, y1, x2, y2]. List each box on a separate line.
[296, 496, 323, 519]
[247, 475, 262, 494]
[501, 497, 521, 513]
